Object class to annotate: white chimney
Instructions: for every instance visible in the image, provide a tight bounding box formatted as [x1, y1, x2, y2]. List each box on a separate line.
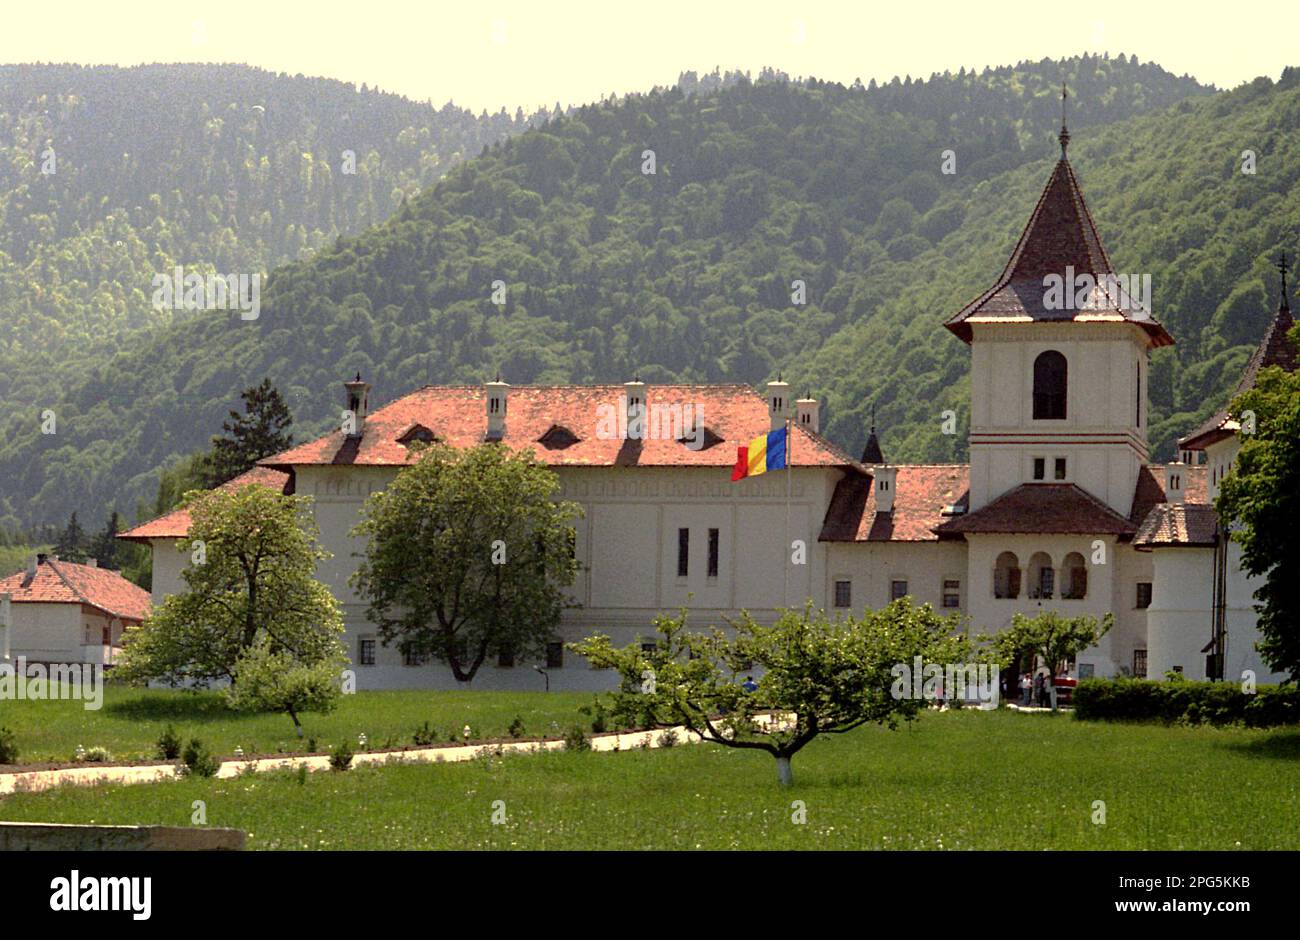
[26, 554, 37, 579]
[875, 465, 898, 513]
[767, 377, 790, 431]
[623, 377, 647, 440]
[85, 558, 98, 568]
[344, 373, 371, 438]
[795, 394, 819, 434]
[1164, 462, 1186, 504]
[486, 376, 510, 439]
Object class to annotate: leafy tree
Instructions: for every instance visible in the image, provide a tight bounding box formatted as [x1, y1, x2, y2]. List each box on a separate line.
[573, 600, 972, 786]
[224, 642, 345, 737]
[1216, 362, 1300, 681]
[115, 484, 344, 687]
[990, 610, 1113, 710]
[352, 443, 581, 683]
[204, 379, 295, 486]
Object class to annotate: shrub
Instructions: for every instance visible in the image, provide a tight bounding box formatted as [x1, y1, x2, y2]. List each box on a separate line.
[1073, 678, 1300, 727]
[306, 737, 317, 753]
[0, 727, 19, 764]
[656, 728, 679, 748]
[329, 740, 354, 771]
[590, 698, 608, 734]
[181, 739, 220, 778]
[84, 746, 112, 763]
[295, 764, 309, 786]
[412, 721, 438, 746]
[507, 715, 526, 739]
[563, 726, 591, 751]
[156, 725, 182, 760]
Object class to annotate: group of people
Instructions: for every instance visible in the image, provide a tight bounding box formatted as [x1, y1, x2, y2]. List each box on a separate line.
[1017, 671, 1054, 707]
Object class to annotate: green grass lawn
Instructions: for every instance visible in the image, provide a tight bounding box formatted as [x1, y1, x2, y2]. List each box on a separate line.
[0, 685, 603, 765]
[3, 709, 1296, 849]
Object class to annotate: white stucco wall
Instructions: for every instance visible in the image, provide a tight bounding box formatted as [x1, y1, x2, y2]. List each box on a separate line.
[5, 602, 83, 664]
[968, 322, 1151, 514]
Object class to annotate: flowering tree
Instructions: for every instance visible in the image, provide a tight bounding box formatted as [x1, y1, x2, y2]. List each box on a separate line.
[573, 600, 971, 786]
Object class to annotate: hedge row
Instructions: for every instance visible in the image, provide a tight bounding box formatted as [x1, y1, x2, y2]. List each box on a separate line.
[1072, 678, 1300, 727]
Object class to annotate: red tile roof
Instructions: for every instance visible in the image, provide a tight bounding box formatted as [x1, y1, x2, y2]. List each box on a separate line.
[1132, 503, 1219, 549]
[933, 483, 1137, 536]
[1128, 463, 1208, 524]
[117, 466, 291, 542]
[0, 558, 151, 621]
[1178, 295, 1297, 450]
[819, 465, 969, 542]
[945, 156, 1173, 347]
[260, 385, 858, 471]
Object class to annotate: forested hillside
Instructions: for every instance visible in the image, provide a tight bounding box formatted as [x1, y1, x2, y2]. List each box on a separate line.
[9, 54, 1290, 531]
[0, 63, 553, 357]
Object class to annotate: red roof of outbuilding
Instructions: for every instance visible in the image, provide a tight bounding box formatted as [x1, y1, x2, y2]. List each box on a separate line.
[945, 156, 1173, 347]
[117, 466, 291, 542]
[0, 558, 151, 621]
[260, 385, 858, 471]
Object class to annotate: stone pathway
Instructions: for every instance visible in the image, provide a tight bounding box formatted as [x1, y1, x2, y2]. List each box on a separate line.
[0, 722, 723, 797]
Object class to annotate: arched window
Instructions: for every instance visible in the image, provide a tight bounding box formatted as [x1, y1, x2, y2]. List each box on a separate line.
[1033, 351, 1068, 420]
[1061, 552, 1088, 599]
[994, 552, 1021, 599]
[1028, 552, 1055, 599]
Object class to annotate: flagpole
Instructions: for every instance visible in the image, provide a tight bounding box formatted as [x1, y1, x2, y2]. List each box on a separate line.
[784, 416, 791, 610]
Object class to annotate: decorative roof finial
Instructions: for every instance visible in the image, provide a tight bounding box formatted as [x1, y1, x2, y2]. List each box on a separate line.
[870, 401, 876, 433]
[1058, 82, 1070, 156]
[1279, 254, 1291, 312]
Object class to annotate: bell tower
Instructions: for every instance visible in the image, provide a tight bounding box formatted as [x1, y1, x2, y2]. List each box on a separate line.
[944, 87, 1174, 514]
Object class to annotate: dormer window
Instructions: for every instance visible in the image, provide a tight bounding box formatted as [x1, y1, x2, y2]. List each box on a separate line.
[538, 425, 580, 450]
[397, 424, 438, 448]
[1032, 350, 1067, 420]
[678, 426, 724, 450]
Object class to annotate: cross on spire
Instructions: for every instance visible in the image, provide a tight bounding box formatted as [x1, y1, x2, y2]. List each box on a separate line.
[1058, 82, 1071, 155]
[1278, 253, 1291, 312]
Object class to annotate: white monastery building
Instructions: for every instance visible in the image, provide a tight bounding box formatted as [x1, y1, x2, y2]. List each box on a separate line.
[120, 123, 1296, 691]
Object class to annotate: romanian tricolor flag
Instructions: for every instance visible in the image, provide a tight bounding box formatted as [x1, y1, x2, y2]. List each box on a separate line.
[731, 426, 788, 481]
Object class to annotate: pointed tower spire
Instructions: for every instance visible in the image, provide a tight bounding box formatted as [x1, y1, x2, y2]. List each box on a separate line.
[860, 402, 884, 465]
[1058, 82, 1071, 156]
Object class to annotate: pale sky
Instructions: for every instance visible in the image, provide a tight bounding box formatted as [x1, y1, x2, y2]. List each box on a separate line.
[3, 0, 1295, 112]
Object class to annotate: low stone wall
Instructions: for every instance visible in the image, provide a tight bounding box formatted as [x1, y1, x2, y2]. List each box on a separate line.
[0, 820, 245, 851]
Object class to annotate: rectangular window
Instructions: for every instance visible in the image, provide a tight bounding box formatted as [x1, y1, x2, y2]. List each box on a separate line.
[403, 646, 427, 667]
[833, 579, 852, 608]
[358, 637, 376, 666]
[546, 641, 564, 669]
[891, 579, 909, 601]
[677, 527, 689, 577]
[942, 579, 961, 608]
[1054, 457, 1067, 480]
[1078, 663, 1095, 679]
[640, 642, 657, 655]
[1136, 582, 1152, 609]
[1033, 458, 1045, 481]
[707, 528, 720, 578]
[497, 644, 515, 668]
[1133, 649, 1147, 678]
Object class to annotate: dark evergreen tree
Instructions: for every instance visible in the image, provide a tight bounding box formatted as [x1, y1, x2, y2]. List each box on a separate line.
[54, 512, 88, 563]
[205, 379, 295, 486]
